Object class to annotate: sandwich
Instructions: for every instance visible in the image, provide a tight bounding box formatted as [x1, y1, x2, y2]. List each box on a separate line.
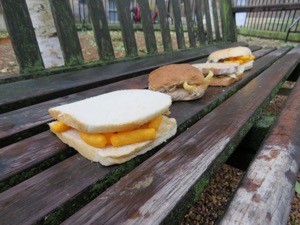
[48, 89, 177, 166]
[207, 46, 255, 70]
[148, 64, 213, 101]
[192, 62, 244, 86]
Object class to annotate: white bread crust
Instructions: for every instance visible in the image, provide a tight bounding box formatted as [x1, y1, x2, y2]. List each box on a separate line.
[48, 90, 172, 133]
[50, 116, 177, 166]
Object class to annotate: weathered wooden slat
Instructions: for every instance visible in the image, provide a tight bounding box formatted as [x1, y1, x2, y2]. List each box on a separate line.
[211, 0, 221, 42]
[220, 66, 300, 225]
[156, 0, 173, 51]
[0, 47, 274, 184]
[171, 0, 186, 49]
[137, 0, 158, 54]
[183, 0, 197, 47]
[219, 0, 237, 42]
[0, 42, 248, 114]
[61, 46, 300, 225]
[49, 0, 84, 66]
[0, 0, 44, 73]
[87, 0, 115, 60]
[115, 0, 138, 57]
[203, 0, 214, 43]
[194, 0, 206, 44]
[233, 3, 300, 13]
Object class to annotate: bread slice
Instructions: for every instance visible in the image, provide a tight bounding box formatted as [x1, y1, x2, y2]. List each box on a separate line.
[208, 73, 243, 86]
[148, 64, 205, 90]
[48, 89, 172, 133]
[50, 116, 177, 166]
[192, 62, 240, 75]
[207, 46, 253, 63]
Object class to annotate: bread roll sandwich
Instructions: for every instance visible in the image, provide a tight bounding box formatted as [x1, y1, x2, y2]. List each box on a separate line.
[148, 64, 213, 101]
[192, 62, 244, 86]
[48, 89, 177, 166]
[207, 46, 255, 70]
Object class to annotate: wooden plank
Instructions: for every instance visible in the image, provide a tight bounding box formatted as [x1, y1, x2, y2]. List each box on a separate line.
[171, 0, 186, 49]
[115, 0, 138, 57]
[233, 3, 300, 13]
[0, 0, 44, 73]
[219, 0, 237, 42]
[211, 0, 221, 42]
[0, 47, 293, 225]
[220, 71, 300, 225]
[87, 0, 115, 60]
[203, 0, 213, 43]
[49, 0, 83, 66]
[0, 42, 248, 114]
[61, 46, 300, 225]
[137, 0, 157, 54]
[194, 0, 206, 44]
[183, 0, 197, 47]
[156, 0, 173, 51]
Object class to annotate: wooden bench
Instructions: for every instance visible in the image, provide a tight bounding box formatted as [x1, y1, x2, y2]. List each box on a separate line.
[0, 0, 300, 224]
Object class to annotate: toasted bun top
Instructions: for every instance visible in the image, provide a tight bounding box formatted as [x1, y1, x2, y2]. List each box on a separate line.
[207, 46, 253, 62]
[192, 62, 240, 75]
[48, 89, 172, 133]
[148, 64, 205, 90]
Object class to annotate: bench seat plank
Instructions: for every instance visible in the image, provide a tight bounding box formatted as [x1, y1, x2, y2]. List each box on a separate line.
[219, 73, 300, 224]
[0, 47, 297, 225]
[0, 47, 280, 183]
[0, 42, 249, 113]
[61, 46, 300, 225]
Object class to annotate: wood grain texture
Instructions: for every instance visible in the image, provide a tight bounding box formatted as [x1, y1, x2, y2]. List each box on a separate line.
[115, 0, 138, 57]
[87, 0, 115, 59]
[219, 68, 300, 225]
[171, 0, 186, 49]
[137, 0, 158, 54]
[61, 46, 300, 225]
[49, 0, 84, 66]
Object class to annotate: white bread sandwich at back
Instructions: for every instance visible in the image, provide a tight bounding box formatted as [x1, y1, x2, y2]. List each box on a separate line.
[192, 62, 244, 86]
[207, 46, 255, 71]
[148, 64, 213, 101]
[48, 89, 177, 166]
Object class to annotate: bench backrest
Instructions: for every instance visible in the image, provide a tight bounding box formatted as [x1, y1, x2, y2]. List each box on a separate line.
[1, 0, 236, 75]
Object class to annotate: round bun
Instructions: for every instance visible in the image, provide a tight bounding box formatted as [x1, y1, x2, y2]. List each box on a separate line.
[48, 89, 172, 133]
[207, 46, 253, 63]
[148, 64, 205, 90]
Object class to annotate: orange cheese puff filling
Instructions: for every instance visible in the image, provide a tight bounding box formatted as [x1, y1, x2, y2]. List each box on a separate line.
[147, 115, 163, 130]
[80, 132, 107, 148]
[224, 55, 255, 64]
[50, 121, 71, 133]
[51, 115, 163, 147]
[110, 128, 156, 147]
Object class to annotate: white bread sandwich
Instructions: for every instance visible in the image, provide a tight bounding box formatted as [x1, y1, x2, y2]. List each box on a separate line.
[207, 46, 255, 71]
[48, 89, 177, 166]
[148, 64, 213, 101]
[192, 62, 244, 87]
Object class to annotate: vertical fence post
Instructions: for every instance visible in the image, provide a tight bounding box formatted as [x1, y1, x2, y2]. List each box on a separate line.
[219, 0, 237, 42]
[1, 0, 44, 73]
